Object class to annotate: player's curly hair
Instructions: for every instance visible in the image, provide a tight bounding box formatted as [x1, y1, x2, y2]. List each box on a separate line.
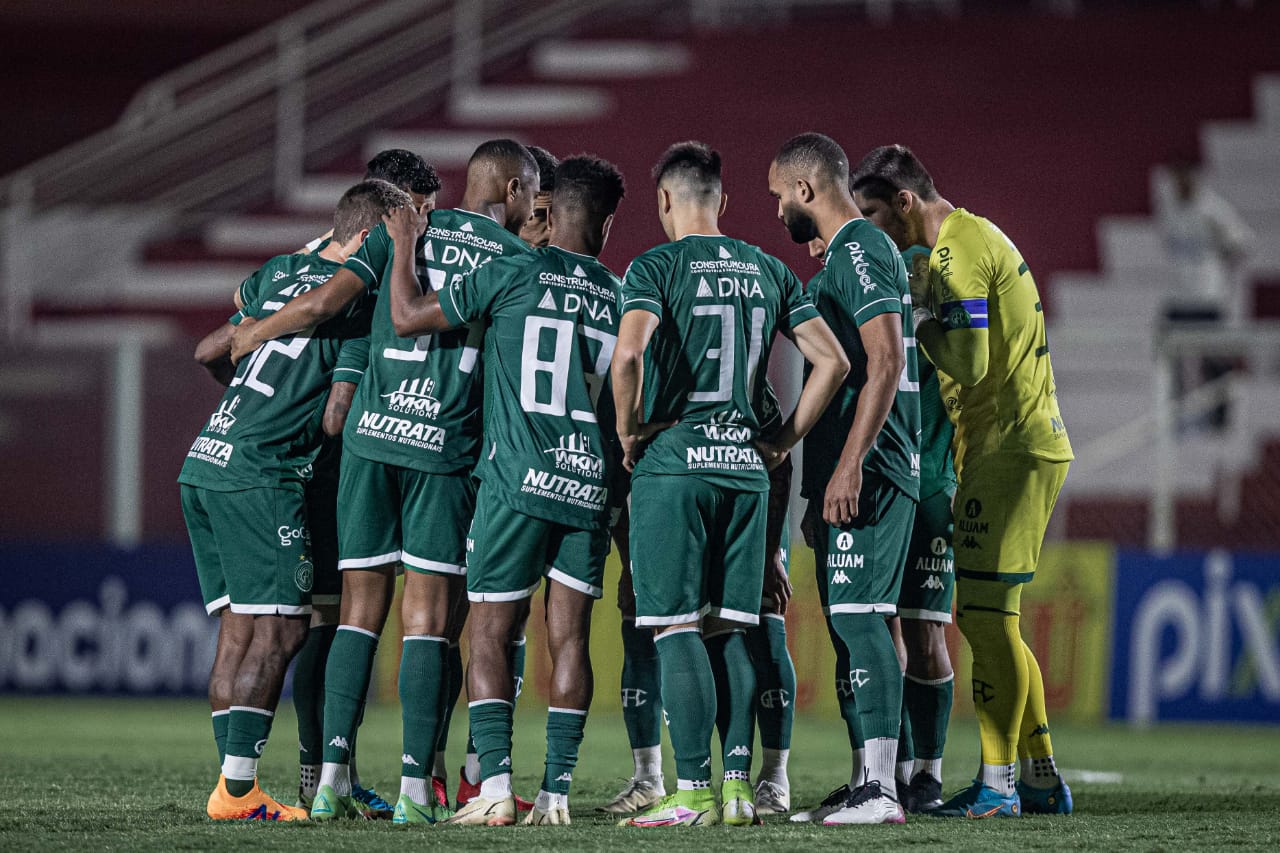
[851, 144, 939, 202]
[364, 149, 441, 197]
[553, 155, 626, 222]
[527, 145, 560, 193]
[774, 132, 849, 190]
[651, 140, 721, 200]
[332, 179, 412, 243]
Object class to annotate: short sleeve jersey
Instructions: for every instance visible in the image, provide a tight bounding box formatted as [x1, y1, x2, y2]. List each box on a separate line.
[801, 219, 921, 501]
[339, 210, 530, 474]
[903, 245, 957, 500]
[924, 209, 1073, 475]
[440, 246, 620, 530]
[620, 235, 820, 492]
[178, 252, 367, 492]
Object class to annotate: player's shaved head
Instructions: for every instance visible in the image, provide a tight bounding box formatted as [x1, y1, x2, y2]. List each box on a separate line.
[331, 179, 411, 244]
[851, 144, 939, 203]
[364, 148, 441, 197]
[652, 141, 722, 205]
[553, 155, 626, 226]
[468, 138, 539, 184]
[773, 132, 849, 191]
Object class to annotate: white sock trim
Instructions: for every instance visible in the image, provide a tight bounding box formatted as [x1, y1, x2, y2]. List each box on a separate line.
[548, 706, 588, 716]
[655, 626, 701, 640]
[403, 634, 448, 643]
[211, 709, 230, 718]
[337, 624, 380, 640]
[228, 705, 273, 717]
[468, 698, 513, 709]
[222, 755, 257, 782]
[904, 672, 955, 686]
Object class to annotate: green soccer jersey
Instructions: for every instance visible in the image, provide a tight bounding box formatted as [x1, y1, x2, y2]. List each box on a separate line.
[440, 245, 620, 530]
[903, 245, 957, 500]
[339, 209, 530, 474]
[801, 219, 921, 501]
[620, 235, 820, 491]
[178, 252, 368, 492]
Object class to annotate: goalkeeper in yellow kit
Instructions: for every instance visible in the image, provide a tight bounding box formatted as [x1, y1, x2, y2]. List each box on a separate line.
[852, 145, 1074, 818]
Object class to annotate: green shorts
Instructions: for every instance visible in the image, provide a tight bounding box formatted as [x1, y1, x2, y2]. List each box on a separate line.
[337, 448, 476, 575]
[898, 488, 955, 623]
[304, 445, 342, 607]
[953, 453, 1069, 583]
[181, 482, 313, 616]
[809, 474, 915, 616]
[465, 484, 611, 602]
[629, 473, 767, 627]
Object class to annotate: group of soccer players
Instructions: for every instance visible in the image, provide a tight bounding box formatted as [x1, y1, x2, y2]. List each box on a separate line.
[180, 130, 1074, 828]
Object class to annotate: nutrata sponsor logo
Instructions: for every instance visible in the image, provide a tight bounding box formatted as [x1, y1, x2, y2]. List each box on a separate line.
[355, 410, 446, 452]
[188, 436, 234, 467]
[521, 469, 607, 510]
[545, 434, 604, 476]
[685, 445, 762, 470]
[382, 377, 441, 418]
[207, 396, 241, 436]
[843, 241, 876, 293]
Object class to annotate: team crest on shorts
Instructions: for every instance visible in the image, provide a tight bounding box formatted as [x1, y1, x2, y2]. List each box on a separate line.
[294, 559, 314, 593]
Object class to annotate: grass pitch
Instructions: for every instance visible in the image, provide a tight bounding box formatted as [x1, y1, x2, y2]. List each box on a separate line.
[2, 697, 1278, 851]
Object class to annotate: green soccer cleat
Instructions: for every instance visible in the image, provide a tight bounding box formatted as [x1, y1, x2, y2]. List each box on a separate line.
[721, 779, 760, 826]
[391, 794, 437, 825]
[310, 783, 359, 821]
[930, 780, 1021, 819]
[620, 788, 719, 827]
[1017, 777, 1073, 814]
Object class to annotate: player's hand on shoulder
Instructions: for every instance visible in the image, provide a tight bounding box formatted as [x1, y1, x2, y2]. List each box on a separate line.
[229, 317, 258, 365]
[384, 204, 427, 245]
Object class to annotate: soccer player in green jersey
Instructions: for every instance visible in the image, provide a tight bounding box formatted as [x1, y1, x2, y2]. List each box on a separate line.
[613, 141, 848, 828]
[181, 179, 408, 821]
[229, 139, 538, 825]
[852, 144, 1073, 818]
[769, 133, 921, 826]
[383, 154, 627, 826]
[891, 244, 957, 814]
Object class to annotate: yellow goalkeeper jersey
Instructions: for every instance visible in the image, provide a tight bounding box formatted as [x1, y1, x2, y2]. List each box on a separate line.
[925, 208, 1073, 475]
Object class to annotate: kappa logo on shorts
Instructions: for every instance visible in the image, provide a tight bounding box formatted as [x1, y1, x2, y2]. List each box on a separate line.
[832, 570, 852, 584]
[921, 575, 945, 590]
[294, 560, 314, 593]
[836, 531, 854, 551]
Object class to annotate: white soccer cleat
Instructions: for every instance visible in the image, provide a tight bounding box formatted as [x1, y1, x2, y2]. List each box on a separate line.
[523, 804, 571, 825]
[822, 781, 906, 825]
[789, 784, 850, 823]
[753, 779, 791, 815]
[448, 794, 516, 826]
[598, 777, 666, 814]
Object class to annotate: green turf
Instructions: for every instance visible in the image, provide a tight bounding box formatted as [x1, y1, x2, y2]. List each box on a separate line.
[2, 697, 1278, 850]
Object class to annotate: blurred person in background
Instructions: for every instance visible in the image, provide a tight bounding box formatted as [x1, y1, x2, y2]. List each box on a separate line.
[1156, 161, 1254, 430]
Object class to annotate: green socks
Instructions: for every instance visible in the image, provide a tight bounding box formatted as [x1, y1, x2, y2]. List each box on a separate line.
[655, 628, 716, 785]
[830, 613, 902, 741]
[469, 700, 514, 781]
[211, 709, 229, 764]
[745, 615, 795, 751]
[543, 708, 587, 795]
[905, 673, 954, 761]
[321, 626, 378, 765]
[620, 619, 663, 750]
[706, 630, 755, 778]
[400, 636, 448, 782]
[292, 623, 337, 768]
[222, 706, 274, 796]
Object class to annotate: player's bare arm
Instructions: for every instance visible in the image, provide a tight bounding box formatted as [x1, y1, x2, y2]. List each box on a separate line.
[823, 312, 905, 526]
[610, 309, 671, 472]
[229, 267, 366, 364]
[322, 380, 357, 437]
[194, 322, 237, 386]
[915, 319, 989, 387]
[756, 316, 849, 469]
[384, 206, 449, 337]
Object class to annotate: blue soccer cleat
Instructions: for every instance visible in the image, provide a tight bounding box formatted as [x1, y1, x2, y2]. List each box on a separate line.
[1017, 778, 1073, 814]
[929, 780, 1021, 819]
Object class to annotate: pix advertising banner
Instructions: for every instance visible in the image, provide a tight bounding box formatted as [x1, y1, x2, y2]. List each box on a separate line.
[1110, 549, 1280, 723]
[0, 543, 216, 696]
